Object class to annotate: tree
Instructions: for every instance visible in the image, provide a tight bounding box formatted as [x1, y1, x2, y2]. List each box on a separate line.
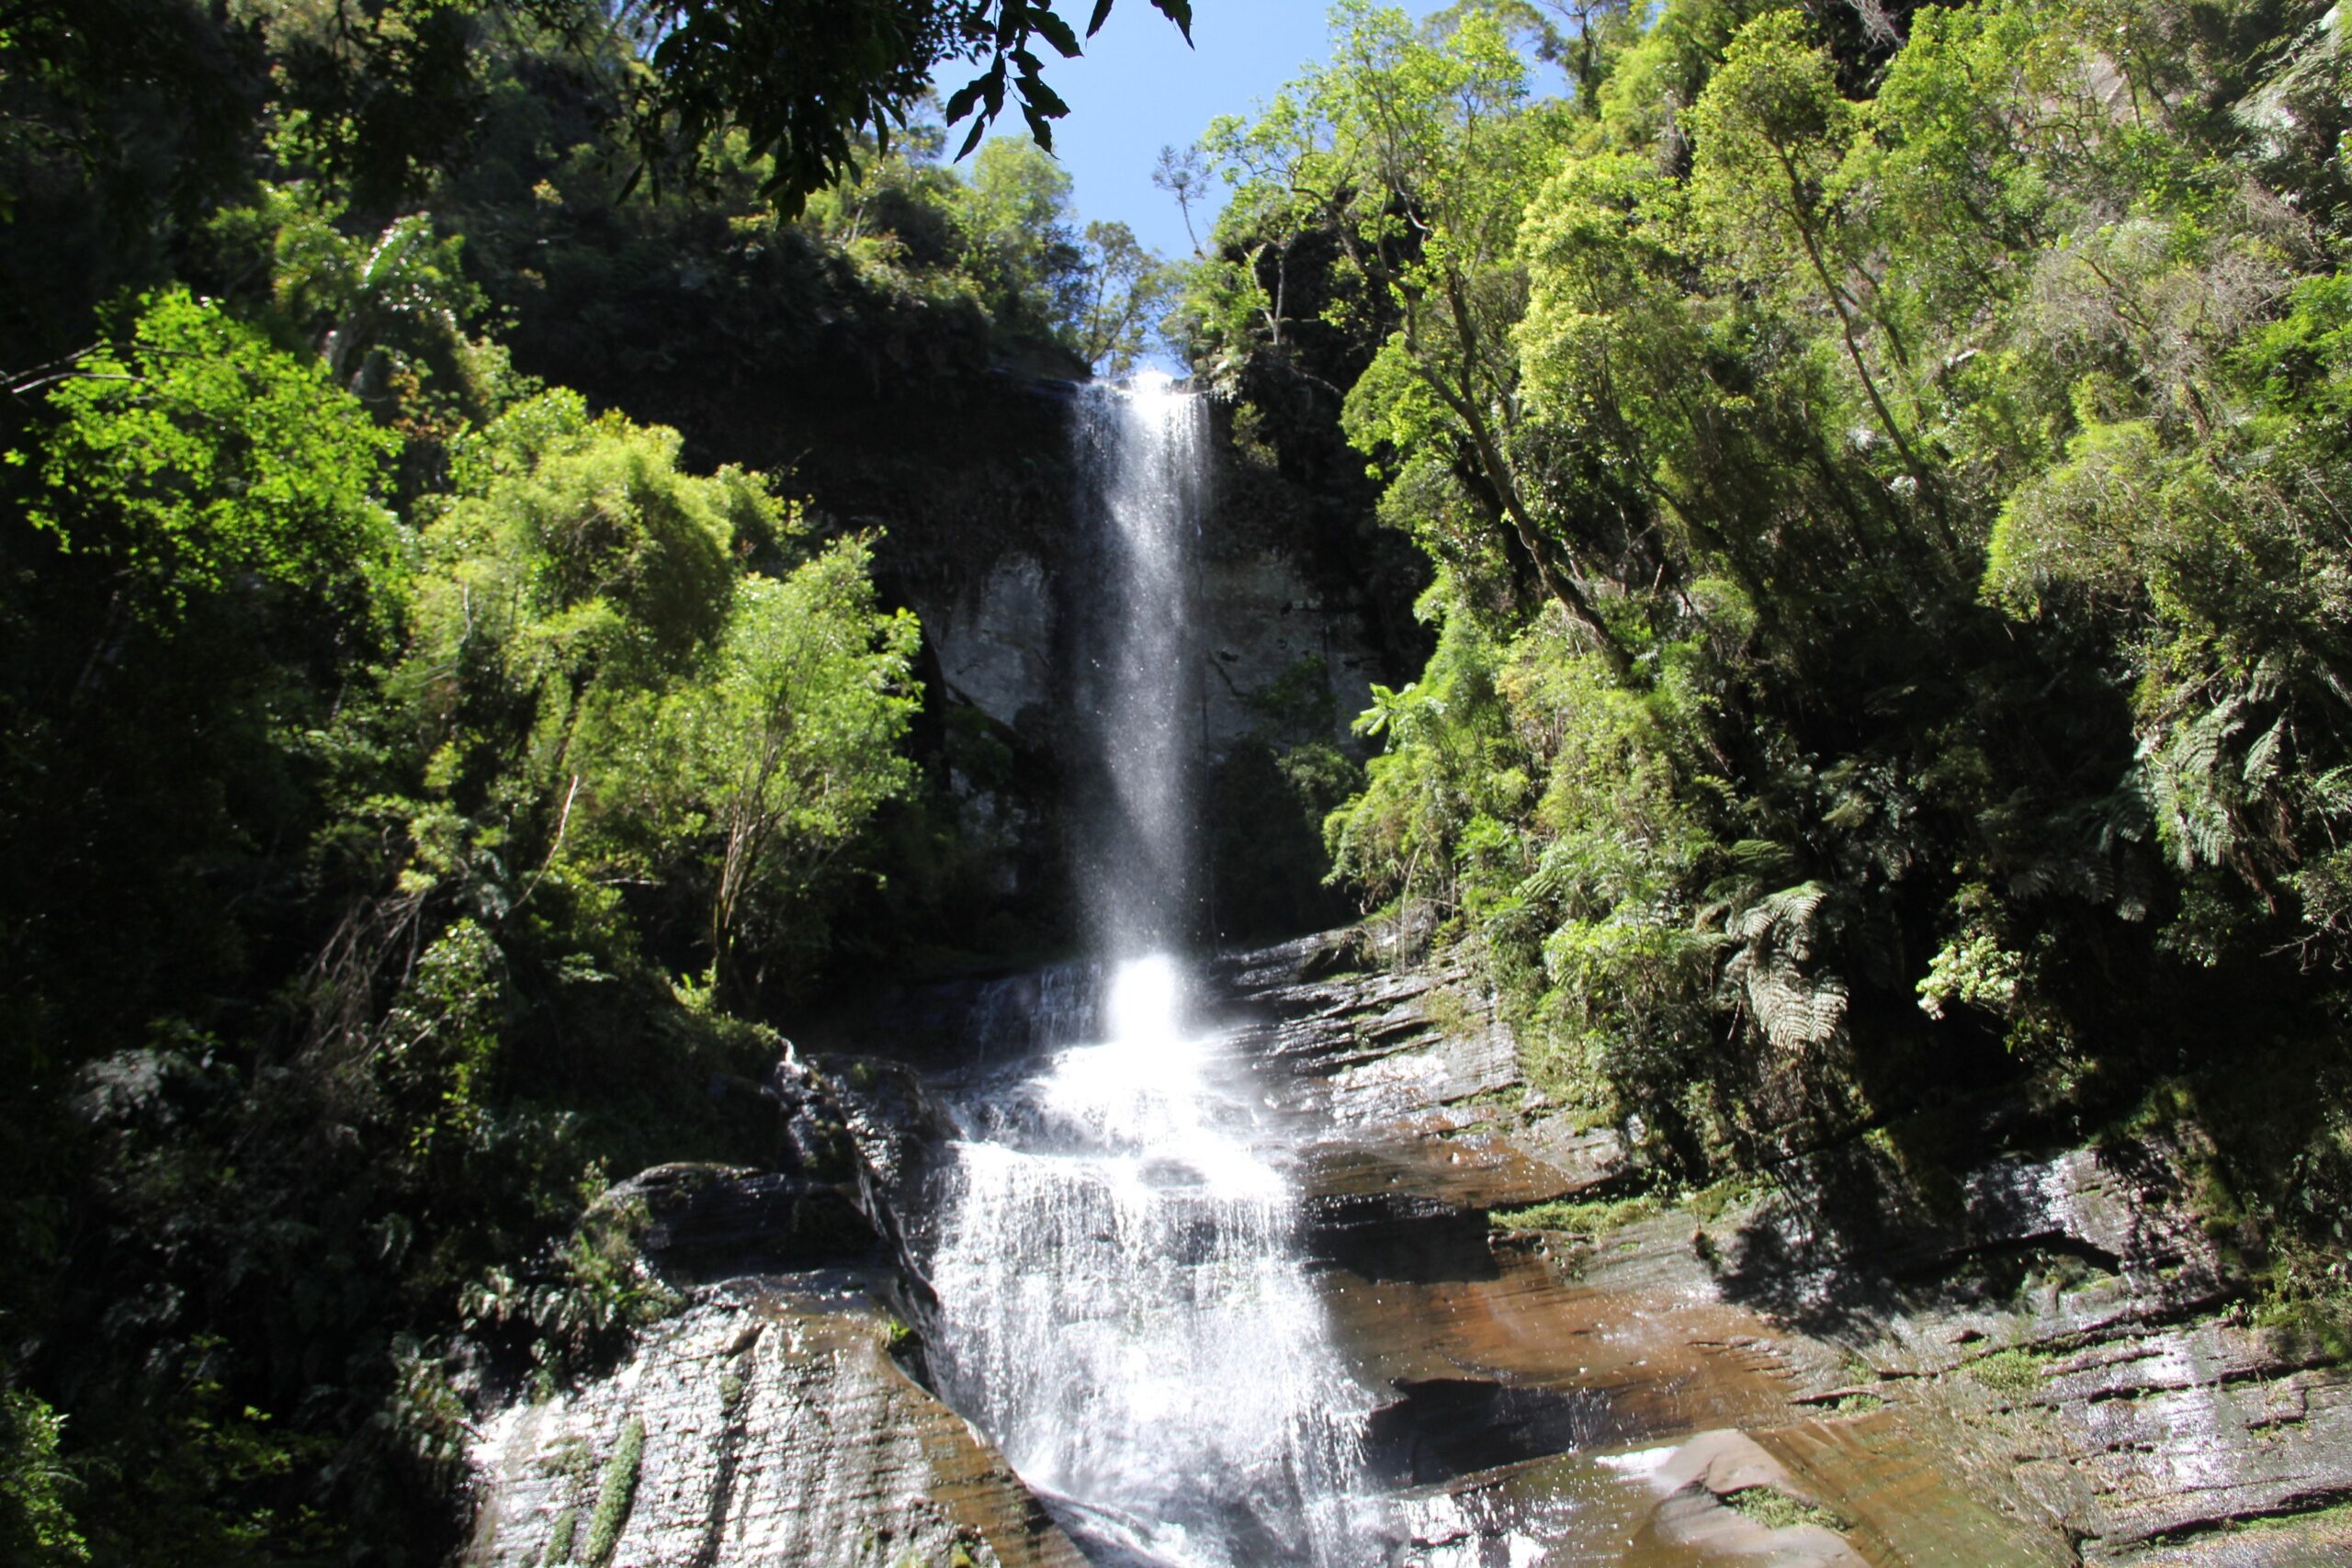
[1073, 220, 1173, 375]
[579, 538, 921, 1003]
[1204, 3, 1629, 671]
[1682, 11, 1934, 500]
[18, 288, 399, 633]
[617, 0, 1195, 210]
[952, 134, 1086, 329]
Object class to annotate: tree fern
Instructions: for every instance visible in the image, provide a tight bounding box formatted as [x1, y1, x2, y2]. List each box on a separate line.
[1719, 880, 1851, 1052]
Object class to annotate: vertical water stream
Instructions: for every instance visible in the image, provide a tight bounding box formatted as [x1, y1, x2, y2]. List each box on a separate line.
[922, 378, 1380, 1564]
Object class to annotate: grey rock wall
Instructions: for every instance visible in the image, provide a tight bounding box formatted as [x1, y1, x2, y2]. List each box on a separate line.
[461, 1274, 1085, 1568]
[930, 553, 1056, 731]
[1198, 551, 1380, 752]
[918, 544, 1384, 755]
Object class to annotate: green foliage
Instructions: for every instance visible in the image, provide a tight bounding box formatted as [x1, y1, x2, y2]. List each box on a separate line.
[1074, 220, 1178, 376]
[953, 136, 1087, 332]
[1488, 1192, 1660, 1235]
[385, 389, 922, 1009]
[19, 288, 399, 626]
[1217, 0, 2352, 1193]
[378, 918, 509, 1160]
[576, 537, 922, 1000]
[580, 1416, 643, 1568]
[541, 1508, 576, 1566]
[0, 1390, 85, 1566]
[460, 1190, 681, 1386]
[1961, 1346, 2049, 1400]
[2, 167, 926, 1568]
[1722, 1484, 1850, 1534]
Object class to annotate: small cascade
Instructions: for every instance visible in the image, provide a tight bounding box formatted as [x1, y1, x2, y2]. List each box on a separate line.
[920, 378, 1385, 1563]
[966, 961, 1102, 1062]
[927, 958, 1374, 1565]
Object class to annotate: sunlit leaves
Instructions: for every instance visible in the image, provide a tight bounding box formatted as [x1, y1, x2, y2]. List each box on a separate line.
[19, 288, 399, 626]
[574, 537, 921, 995]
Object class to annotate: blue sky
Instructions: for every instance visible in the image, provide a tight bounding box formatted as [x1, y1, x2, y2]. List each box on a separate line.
[944, 1, 1466, 262]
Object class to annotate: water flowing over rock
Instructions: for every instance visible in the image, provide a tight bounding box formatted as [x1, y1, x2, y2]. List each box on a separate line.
[457, 930, 2352, 1568]
[922, 958, 1378, 1566]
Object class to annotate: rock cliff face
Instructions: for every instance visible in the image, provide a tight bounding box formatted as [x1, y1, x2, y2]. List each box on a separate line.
[461, 1272, 1085, 1568]
[926, 542, 1384, 754]
[1211, 932, 2352, 1567]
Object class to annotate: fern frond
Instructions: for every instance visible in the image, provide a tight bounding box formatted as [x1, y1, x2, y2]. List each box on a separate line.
[1720, 880, 1849, 1050]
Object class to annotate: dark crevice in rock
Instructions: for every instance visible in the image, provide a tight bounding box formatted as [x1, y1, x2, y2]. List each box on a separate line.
[1363, 1378, 1613, 1485]
[688, 1329, 761, 1568]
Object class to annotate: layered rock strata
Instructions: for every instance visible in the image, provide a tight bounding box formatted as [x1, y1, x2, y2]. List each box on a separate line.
[463, 931, 2352, 1566]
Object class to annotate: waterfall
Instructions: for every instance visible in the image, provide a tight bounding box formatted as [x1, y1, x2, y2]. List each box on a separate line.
[920, 378, 1381, 1565]
[1069, 372, 1205, 954]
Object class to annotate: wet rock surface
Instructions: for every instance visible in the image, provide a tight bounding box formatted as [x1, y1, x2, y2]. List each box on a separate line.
[1212, 931, 2352, 1567]
[464, 933, 2352, 1566]
[461, 1272, 1085, 1568]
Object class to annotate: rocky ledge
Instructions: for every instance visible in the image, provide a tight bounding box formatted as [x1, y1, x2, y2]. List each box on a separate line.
[461, 1269, 1084, 1568]
[459, 932, 2352, 1567]
[1214, 931, 2352, 1567]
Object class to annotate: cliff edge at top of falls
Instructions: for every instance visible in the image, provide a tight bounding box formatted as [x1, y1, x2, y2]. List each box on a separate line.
[458, 928, 2352, 1568]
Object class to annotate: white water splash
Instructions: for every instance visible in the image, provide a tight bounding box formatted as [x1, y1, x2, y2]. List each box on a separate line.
[927, 955, 1376, 1565]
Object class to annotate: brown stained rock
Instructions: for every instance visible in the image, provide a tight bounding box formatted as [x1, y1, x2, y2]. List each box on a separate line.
[1748, 1413, 2073, 1566]
[598, 933, 2352, 1568]
[1221, 934, 2352, 1565]
[461, 1274, 1084, 1568]
[1327, 1244, 1807, 1463]
[1310, 1122, 1614, 1215]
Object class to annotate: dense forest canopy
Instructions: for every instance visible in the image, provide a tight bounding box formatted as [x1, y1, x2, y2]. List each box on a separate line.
[7, 0, 2352, 1560]
[0, 3, 1185, 1561]
[1187, 0, 2352, 1386]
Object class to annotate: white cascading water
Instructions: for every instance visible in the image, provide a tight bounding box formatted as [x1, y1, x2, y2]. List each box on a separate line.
[922, 377, 1380, 1564]
[1069, 369, 1204, 955]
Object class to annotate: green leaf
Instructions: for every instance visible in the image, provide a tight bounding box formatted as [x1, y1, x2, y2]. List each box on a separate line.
[943, 74, 987, 123]
[1022, 74, 1070, 119]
